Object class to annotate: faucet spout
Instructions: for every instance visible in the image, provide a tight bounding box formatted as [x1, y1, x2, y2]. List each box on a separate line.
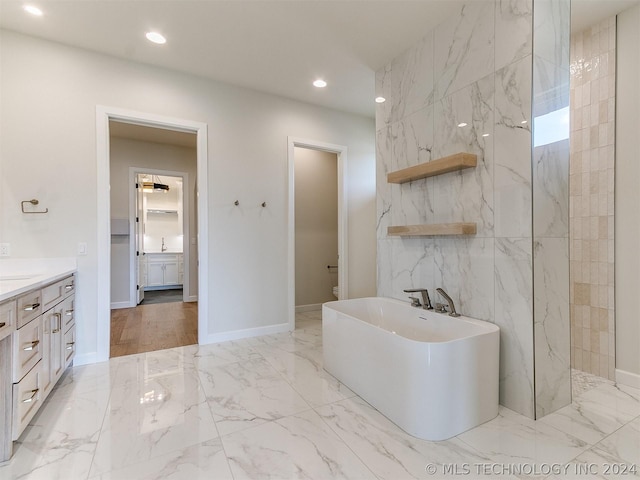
[403, 288, 433, 310]
[435, 288, 460, 317]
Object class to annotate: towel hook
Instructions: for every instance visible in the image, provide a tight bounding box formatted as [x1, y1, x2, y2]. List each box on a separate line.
[21, 199, 48, 214]
[261, 202, 267, 207]
[234, 200, 240, 206]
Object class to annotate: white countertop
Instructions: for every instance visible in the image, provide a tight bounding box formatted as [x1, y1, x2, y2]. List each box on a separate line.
[144, 251, 183, 254]
[0, 257, 77, 302]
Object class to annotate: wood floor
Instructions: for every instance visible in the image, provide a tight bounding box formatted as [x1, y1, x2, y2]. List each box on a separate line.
[110, 301, 198, 358]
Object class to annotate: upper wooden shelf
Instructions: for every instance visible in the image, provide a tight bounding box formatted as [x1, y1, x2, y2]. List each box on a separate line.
[388, 223, 477, 237]
[387, 152, 477, 184]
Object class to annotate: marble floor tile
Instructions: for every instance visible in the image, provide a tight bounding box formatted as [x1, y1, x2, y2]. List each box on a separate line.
[316, 396, 502, 480]
[456, 406, 590, 465]
[89, 438, 233, 480]
[222, 409, 376, 479]
[51, 362, 117, 398]
[89, 369, 218, 477]
[578, 383, 640, 420]
[197, 357, 311, 436]
[571, 369, 614, 399]
[592, 417, 640, 466]
[257, 344, 355, 407]
[554, 445, 639, 479]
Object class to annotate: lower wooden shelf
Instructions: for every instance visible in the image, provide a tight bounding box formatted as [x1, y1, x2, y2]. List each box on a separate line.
[388, 223, 477, 236]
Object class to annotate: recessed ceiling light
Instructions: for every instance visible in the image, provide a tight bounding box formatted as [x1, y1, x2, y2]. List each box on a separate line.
[521, 120, 528, 124]
[23, 5, 43, 16]
[146, 31, 167, 45]
[313, 79, 327, 88]
[457, 122, 468, 128]
[482, 133, 490, 137]
[375, 97, 386, 103]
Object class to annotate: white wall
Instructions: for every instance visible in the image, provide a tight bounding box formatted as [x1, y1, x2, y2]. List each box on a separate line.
[0, 30, 376, 363]
[109, 139, 198, 305]
[294, 147, 338, 306]
[615, 4, 640, 379]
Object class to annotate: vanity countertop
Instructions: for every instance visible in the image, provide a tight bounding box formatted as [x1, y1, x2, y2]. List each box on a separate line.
[0, 258, 77, 302]
[144, 251, 183, 255]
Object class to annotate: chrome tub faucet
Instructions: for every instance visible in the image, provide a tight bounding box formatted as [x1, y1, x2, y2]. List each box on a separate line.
[435, 288, 460, 317]
[403, 288, 433, 310]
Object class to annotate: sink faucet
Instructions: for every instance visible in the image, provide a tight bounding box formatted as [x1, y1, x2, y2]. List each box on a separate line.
[403, 288, 433, 310]
[435, 288, 460, 317]
[161, 237, 167, 252]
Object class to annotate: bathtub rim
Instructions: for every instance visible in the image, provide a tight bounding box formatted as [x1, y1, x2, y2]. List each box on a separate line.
[322, 297, 499, 345]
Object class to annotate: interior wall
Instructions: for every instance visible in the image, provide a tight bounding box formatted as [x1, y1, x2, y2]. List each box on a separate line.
[569, 18, 617, 380]
[109, 138, 197, 305]
[0, 30, 376, 363]
[615, 3, 640, 383]
[376, 0, 570, 419]
[294, 147, 338, 307]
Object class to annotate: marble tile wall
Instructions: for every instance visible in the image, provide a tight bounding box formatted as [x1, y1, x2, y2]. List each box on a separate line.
[532, 0, 571, 418]
[376, 0, 571, 420]
[569, 17, 616, 380]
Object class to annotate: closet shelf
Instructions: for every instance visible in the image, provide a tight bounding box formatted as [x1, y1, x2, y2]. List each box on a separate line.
[387, 223, 477, 237]
[387, 152, 477, 184]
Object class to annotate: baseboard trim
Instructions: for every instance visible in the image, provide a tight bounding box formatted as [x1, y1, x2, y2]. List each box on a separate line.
[295, 303, 323, 313]
[616, 368, 640, 389]
[185, 295, 198, 302]
[110, 301, 133, 310]
[201, 322, 290, 345]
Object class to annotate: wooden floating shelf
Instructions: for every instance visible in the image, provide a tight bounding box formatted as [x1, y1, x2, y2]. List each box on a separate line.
[387, 152, 477, 184]
[388, 223, 477, 237]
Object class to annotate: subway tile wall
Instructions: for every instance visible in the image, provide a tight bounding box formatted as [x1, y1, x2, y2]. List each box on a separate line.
[569, 17, 616, 380]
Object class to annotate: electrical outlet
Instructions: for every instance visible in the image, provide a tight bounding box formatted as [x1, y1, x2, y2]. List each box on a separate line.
[0, 243, 10, 257]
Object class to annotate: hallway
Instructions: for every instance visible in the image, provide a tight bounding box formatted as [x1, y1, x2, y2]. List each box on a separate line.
[110, 301, 197, 357]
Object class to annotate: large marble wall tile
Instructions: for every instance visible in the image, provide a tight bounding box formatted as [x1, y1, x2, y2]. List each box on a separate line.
[395, 32, 436, 120]
[433, 237, 494, 321]
[379, 237, 435, 300]
[494, 237, 535, 418]
[534, 237, 571, 418]
[434, 1, 495, 100]
[376, 127, 393, 239]
[433, 75, 495, 237]
[532, 139, 569, 238]
[495, 0, 533, 70]
[533, 55, 570, 117]
[391, 106, 434, 171]
[533, 0, 570, 71]
[494, 56, 533, 238]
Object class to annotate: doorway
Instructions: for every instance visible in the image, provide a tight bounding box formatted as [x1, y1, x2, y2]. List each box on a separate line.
[96, 106, 209, 363]
[287, 137, 348, 330]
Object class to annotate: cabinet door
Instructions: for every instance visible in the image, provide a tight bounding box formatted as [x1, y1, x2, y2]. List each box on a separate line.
[147, 262, 165, 287]
[163, 262, 179, 285]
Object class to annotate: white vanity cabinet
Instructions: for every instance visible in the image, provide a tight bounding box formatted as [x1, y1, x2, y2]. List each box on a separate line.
[9, 274, 76, 441]
[145, 253, 183, 289]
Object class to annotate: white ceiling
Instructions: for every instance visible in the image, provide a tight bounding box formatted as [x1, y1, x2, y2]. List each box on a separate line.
[1, 0, 638, 119]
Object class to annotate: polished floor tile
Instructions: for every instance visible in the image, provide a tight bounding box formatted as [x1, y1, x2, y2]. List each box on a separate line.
[2, 311, 639, 480]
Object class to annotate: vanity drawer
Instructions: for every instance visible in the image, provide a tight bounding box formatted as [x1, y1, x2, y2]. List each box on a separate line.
[42, 275, 75, 311]
[0, 299, 16, 341]
[12, 361, 42, 440]
[63, 323, 76, 368]
[61, 295, 75, 331]
[16, 290, 42, 328]
[13, 316, 43, 383]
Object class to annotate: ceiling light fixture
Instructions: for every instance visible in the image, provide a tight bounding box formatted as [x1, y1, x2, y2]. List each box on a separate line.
[521, 120, 528, 124]
[142, 175, 170, 193]
[313, 79, 327, 88]
[23, 5, 43, 16]
[457, 122, 468, 128]
[145, 31, 167, 45]
[482, 133, 490, 137]
[375, 97, 386, 103]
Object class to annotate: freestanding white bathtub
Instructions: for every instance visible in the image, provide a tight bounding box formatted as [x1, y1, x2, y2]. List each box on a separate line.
[322, 297, 499, 441]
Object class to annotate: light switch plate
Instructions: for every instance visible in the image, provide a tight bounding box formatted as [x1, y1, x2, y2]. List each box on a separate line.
[77, 242, 87, 256]
[0, 243, 10, 257]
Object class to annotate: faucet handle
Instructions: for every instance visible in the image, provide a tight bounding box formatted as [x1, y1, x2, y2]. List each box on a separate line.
[408, 296, 422, 308]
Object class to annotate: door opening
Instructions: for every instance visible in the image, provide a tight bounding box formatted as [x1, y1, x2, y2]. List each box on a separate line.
[287, 137, 348, 331]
